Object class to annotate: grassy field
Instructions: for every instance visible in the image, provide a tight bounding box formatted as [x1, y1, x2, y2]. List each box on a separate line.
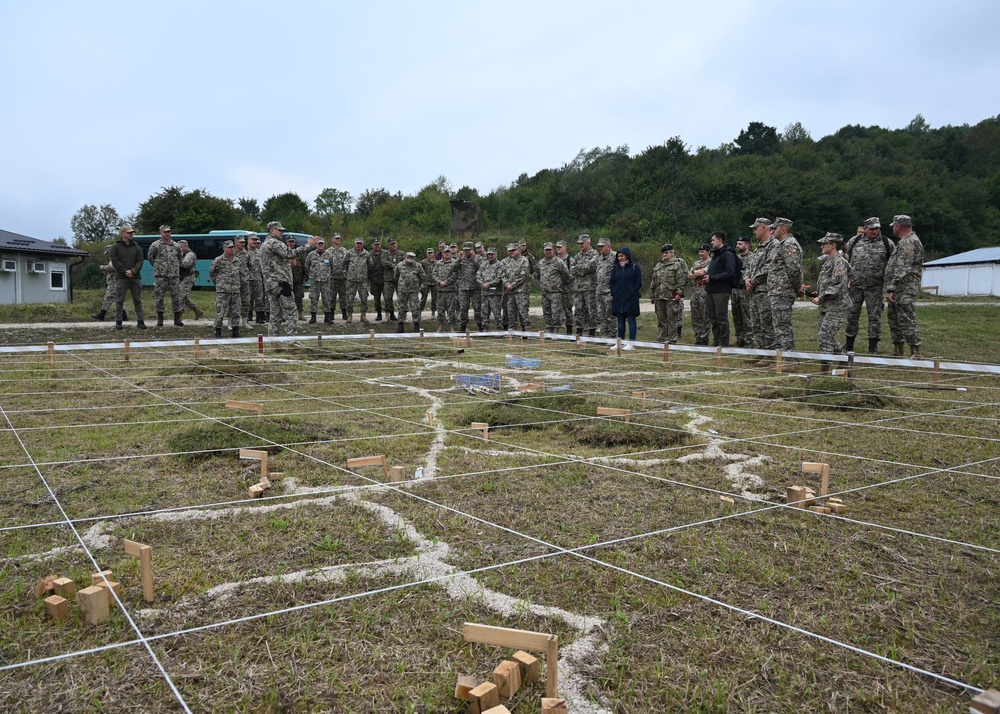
[0, 316, 998, 711]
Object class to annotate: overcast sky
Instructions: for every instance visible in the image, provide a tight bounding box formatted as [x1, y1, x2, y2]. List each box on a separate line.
[2, 0, 998, 241]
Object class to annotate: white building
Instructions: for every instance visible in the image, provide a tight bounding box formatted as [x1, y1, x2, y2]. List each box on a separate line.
[0, 229, 89, 304]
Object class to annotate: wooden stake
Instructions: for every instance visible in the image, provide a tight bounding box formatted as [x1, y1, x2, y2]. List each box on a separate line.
[77, 585, 110, 625]
[419, 328, 425, 344]
[47, 341, 55, 366]
[257, 333, 264, 354]
[194, 338, 200, 358]
[802, 462, 830, 496]
[616, 336, 622, 355]
[463, 623, 558, 698]
[631, 390, 646, 410]
[716, 345, 722, 367]
[933, 359, 941, 389]
[370, 329, 376, 347]
[389, 465, 405, 483]
[775, 350, 783, 375]
[317, 333, 323, 348]
[539, 330, 545, 344]
[970, 689, 1000, 714]
[227, 400, 263, 416]
[124, 539, 154, 603]
[471, 422, 489, 442]
[427, 410, 434, 426]
[846, 351, 855, 380]
[124, 339, 130, 362]
[347, 454, 389, 480]
[597, 407, 631, 423]
[663, 342, 669, 363]
[546, 635, 558, 699]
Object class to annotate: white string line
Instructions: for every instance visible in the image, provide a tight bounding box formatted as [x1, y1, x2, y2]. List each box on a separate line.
[0, 400, 193, 712]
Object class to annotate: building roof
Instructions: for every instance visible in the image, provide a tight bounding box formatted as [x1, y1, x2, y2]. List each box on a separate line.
[924, 246, 1000, 267]
[0, 228, 88, 257]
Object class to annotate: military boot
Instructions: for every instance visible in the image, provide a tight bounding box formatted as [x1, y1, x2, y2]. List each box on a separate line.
[844, 335, 856, 352]
[215, 327, 222, 338]
[576, 327, 584, 336]
[232, 326, 241, 339]
[194, 305, 205, 320]
[91, 310, 107, 321]
[325, 311, 334, 324]
[346, 313, 353, 324]
[173, 312, 184, 326]
[868, 339, 879, 354]
[360, 313, 369, 324]
[115, 321, 124, 330]
[397, 321, 405, 333]
[893, 342, 905, 357]
[566, 325, 574, 335]
[589, 329, 596, 337]
[156, 311, 164, 327]
[341, 308, 348, 321]
[375, 310, 383, 322]
[676, 326, 683, 339]
[460, 321, 467, 332]
[297, 310, 305, 321]
[910, 345, 923, 359]
[137, 319, 147, 329]
[389, 312, 398, 322]
[414, 321, 420, 333]
[309, 313, 317, 324]
[255, 311, 265, 324]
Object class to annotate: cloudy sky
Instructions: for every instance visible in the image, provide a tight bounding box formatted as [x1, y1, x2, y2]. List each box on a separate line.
[2, 0, 998, 241]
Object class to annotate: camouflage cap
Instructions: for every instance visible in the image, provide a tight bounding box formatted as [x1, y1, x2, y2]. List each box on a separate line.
[890, 214, 912, 226]
[388, 237, 397, 244]
[543, 242, 554, 250]
[555, 240, 567, 248]
[596, 237, 611, 246]
[285, 236, 297, 244]
[178, 239, 188, 246]
[699, 243, 712, 251]
[223, 240, 235, 248]
[426, 247, 434, 254]
[749, 217, 771, 229]
[159, 224, 172, 232]
[863, 217, 881, 229]
[442, 245, 452, 253]
[463, 241, 474, 250]
[354, 237, 363, 243]
[372, 238, 381, 245]
[817, 232, 844, 244]
[660, 243, 673, 252]
[449, 243, 458, 250]
[771, 217, 793, 228]
[333, 233, 342, 239]
[486, 246, 497, 254]
[474, 241, 483, 249]
[406, 251, 416, 258]
[267, 221, 287, 231]
[506, 243, 516, 251]
[234, 235, 246, 244]
[577, 233, 590, 244]
[316, 238, 325, 244]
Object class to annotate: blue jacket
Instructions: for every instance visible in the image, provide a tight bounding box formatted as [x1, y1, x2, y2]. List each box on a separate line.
[609, 247, 642, 316]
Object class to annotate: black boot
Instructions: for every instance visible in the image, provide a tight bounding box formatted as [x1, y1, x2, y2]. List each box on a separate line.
[173, 312, 184, 326]
[341, 308, 348, 321]
[215, 327, 222, 338]
[676, 326, 683, 339]
[397, 321, 405, 333]
[114, 321, 124, 330]
[255, 311, 265, 324]
[460, 321, 467, 332]
[156, 312, 164, 327]
[232, 326, 241, 338]
[566, 325, 574, 335]
[309, 313, 317, 324]
[588, 329, 596, 337]
[844, 335, 856, 352]
[324, 311, 333, 324]
[868, 338, 879, 354]
[389, 312, 398, 322]
[376, 311, 383, 322]
[414, 321, 420, 332]
[576, 327, 583, 336]
[91, 310, 107, 321]
[137, 320, 147, 329]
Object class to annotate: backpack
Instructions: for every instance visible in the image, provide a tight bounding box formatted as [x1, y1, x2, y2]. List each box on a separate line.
[847, 233, 892, 261]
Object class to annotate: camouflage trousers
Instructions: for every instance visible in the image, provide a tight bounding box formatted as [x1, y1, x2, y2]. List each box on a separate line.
[480, 291, 502, 330]
[114, 277, 144, 322]
[541, 292, 566, 333]
[397, 290, 421, 325]
[504, 292, 531, 330]
[675, 297, 684, 333]
[381, 281, 397, 316]
[846, 285, 885, 340]
[214, 292, 241, 329]
[247, 279, 264, 314]
[420, 284, 435, 315]
[154, 276, 182, 313]
[817, 306, 848, 354]
[180, 275, 198, 313]
[331, 278, 348, 315]
[597, 291, 615, 337]
[690, 289, 710, 345]
[346, 280, 368, 316]
[309, 280, 332, 314]
[101, 280, 116, 311]
[887, 286, 920, 346]
[457, 288, 481, 328]
[437, 291, 457, 328]
[750, 290, 775, 349]
[769, 291, 796, 351]
[574, 289, 596, 332]
[654, 298, 682, 342]
[731, 288, 752, 347]
[265, 287, 298, 337]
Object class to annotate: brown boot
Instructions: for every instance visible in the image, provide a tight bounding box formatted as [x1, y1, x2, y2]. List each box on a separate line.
[754, 357, 772, 367]
[346, 315, 353, 324]
[194, 306, 204, 320]
[893, 342, 904, 357]
[360, 313, 369, 324]
[298, 310, 306, 321]
[910, 345, 923, 359]
[776, 359, 796, 373]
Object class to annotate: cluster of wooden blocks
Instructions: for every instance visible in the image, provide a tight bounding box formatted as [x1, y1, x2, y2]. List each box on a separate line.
[241, 448, 283, 498]
[785, 486, 846, 514]
[36, 571, 118, 625]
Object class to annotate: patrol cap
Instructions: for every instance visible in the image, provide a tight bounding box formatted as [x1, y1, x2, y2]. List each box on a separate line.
[556, 240, 567, 248]
[771, 217, 793, 228]
[817, 232, 844, 244]
[442, 245, 452, 253]
[519, 240, 527, 246]
[736, 235, 751, 245]
[863, 217, 881, 229]
[333, 232, 342, 239]
[699, 243, 712, 251]
[474, 241, 483, 249]
[354, 237, 363, 243]
[426, 247, 434, 254]
[449, 243, 458, 250]
[577, 233, 590, 244]
[406, 251, 416, 258]
[506, 243, 516, 251]
[543, 242, 554, 250]
[388, 237, 398, 244]
[159, 224, 171, 232]
[486, 246, 497, 254]
[890, 214, 912, 226]
[316, 238, 325, 244]
[463, 241, 474, 250]
[749, 217, 771, 228]
[178, 240, 188, 246]
[223, 240, 235, 248]
[267, 221, 287, 231]
[234, 235, 246, 244]
[596, 237, 610, 246]
[372, 238, 381, 246]
[285, 236, 297, 244]
[660, 243, 673, 252]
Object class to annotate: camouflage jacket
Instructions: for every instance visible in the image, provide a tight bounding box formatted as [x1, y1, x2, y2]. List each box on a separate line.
[454, 254, 482, 291]
[432, 257, 457, 292]
[327, 246, 348, 280]
[381, 248, 405, 283]
[247, 248, 264, 284]
[147, 238, 181, 278]
[234, 249, 250, 290]
[344, 249, 374, 281]
[395, 260, 423, 294]
[536, 256, 570, 293]
[749, 240, 775, 291]
[649, 257, 688, 300]
[290, 255, 306, 285]
[766, 236, 803, 295]
[100, 260, 115, 286]
[595, 252, 615, 294]
[884, 232, 924, 293]
[688, 258, 710, 290]
[368, 250, 385, 284]
[846, 234, 894, 288]
[559, 254, 574, 291]
[209, 254, 242, 293]
[259, 235, 312, 292]
[477, 258, 503, 294]
[179, 249, 197, 279]
[420, 257, 436, 287]
[306, 249, 332, 282]
[502, 255, 531, 293]
[571, 248, 598, 289]
[816, 253, 852, 310]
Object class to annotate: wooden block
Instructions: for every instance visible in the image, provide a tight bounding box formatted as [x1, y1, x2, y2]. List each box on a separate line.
[468, 682, 500, 714]
[472, 422, 489, 443]
[97, 580, 121, 598]
[455, 674, 480, 700]
[35, 574, 58, 598]
[124, 539, 154, 603]
[389, 466, 405, 483]
[596, 407, 631, 422]
[546, 635, 558, 699]
[828, 502, 847, 514]
[77, 585, 110, 625]
[512, 650, 539, 684]
[463, 622, 553, 652]
[803, 489, 817, 507]
[347, 455, 386, 468]
[226, 399, 263, 415]
[786, 485, 807, 507]
[828, 497, 843, 504]
[971, 689, 1000, 714]
[493, 659, 522, 698]
[44, 594, 69, 620]
[541, 698, 569, 713]
[53, 577, 76, 599]
[258, 475, 271, 490]
[516, 383, 545, 392]
[269, 472, 284, 480]
[239, 448, 269, 476]
[481, 706, 511, 714]
[719, 495, 735, 505]
[809, 506, 831, 514]
[802, 461, 830, 496]
[249, 484, 263, 498]
[91, 570, 113, 586]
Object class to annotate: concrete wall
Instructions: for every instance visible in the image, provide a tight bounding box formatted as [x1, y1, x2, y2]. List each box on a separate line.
[923, 264, 1000, 297]
[0, 254, 73, 304]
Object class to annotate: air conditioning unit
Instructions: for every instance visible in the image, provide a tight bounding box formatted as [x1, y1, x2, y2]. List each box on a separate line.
[27, 261, 46, 274]
[0, 259, 15, 272]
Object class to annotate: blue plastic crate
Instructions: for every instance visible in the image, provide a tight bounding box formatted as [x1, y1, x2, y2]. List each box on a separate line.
[505, 354, 541, 369]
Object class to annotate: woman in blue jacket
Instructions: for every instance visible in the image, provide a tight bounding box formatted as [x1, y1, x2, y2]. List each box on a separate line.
[609, 246, 642, 342]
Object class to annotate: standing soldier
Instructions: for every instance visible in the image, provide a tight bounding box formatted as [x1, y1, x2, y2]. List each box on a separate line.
[246, 235, 266, 324]
[731, 235, 752, 347]
[572, 234, 598, 336]
[594, 237, 616, 338]
[555, 241, 574, 334]
[766, 217, 804, 371]
[519, 240, 536, 277]
[380, 238, 405, 322]
[455, 241, 482, 331]
[326, 233, 348, 321]
[92, 246, 128, 322]
[394, 252, 423, 332]
[178, 240, 204, 320]
[209, 241, 243, 338]
[259, 222, 317, 337]
[503, 243, 532, 330]
[306, 238, 332, 324]
[687, 244, 712, 345]
[477, 246, 503, 330]
[287, 236, 306, 321]
[420, 247, 437, 318]
[499, 244, 515, 330]
[844, 217, 894, 353]
[537, 242, 571, 334]
[810, 233, 853, 367]
[368, 238, 385, 320]
[148, 224, 184, 326]
[746, 218, 777, 363]
[885, 215, 925, 358]
[233, 235, 252, 328]
[649, 244, 687, 344]
[109, 225, 146, 329]
[344, 237, 374, 323]
[433, 246, 458, 330]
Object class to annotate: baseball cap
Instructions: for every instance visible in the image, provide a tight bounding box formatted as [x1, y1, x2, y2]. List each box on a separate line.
[267, 221, 286, 231]
[817, 232, 844, 244]
[426, 248, 434, 254]
[771, 217, 793, 228]
[223, 240, 235, 248]
[373, 238, 381, 246]
[596, 237, 610, 246]
[354, 237, 363, 243]
[749, 217, 771, 229]
[890, 215, 912, 226]
[736, 235, 751, 244]
[863, 217, 881, 229]
[463, 241, 474, 250]
[699, 243, 712, 251]
[159, 224, 171, 232]
[316, 238, 325, 244]
[486, 246, 497, 254]
[406, 251, 416, 258]
[555, 240, 567, 248]
[577, 233, 590, 244]
[178, 239, 188, 246]
[543, 242, 554, 250]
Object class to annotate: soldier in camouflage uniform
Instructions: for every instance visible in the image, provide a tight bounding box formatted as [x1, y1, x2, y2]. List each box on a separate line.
[92, 246, 128, 322]
[178, 241, 204, 320]
[594, 237, 616, 337]
[477, 247, 503, 330]
[246, 235, 266, 324]
[810, 233, 853, 364]
[306, 238, 333, 323]
[394, 252, 423, 332]
[259, 222, 317, 337]
[766, 217, 804, 370]
[731, 235, 752, 347]
[649, 244, 687, 343]
[571, 234, 598, 336]
[326, 234, 348, 321]
[503, 243, 532, 330]
[233, 236, 252, 328]
[885, 215, 925, 358]
[433, 246, 458, 330]
[344, 237, 374, 323]
[499, 244, 515, 329]
[687, 244, 711, 345]
[555, 241, 574, 333]
[746, 218, 777, 360]
[420, 248, 436, 317]
[286, 236, 307, 321]
[209, 240, 243, 338]
[844, 216, 895, 353]
[536, 243, 571, 334]
[381, 238, 405, 321]
[148, 225, 185, 326]
[368, 239, 385, 320]
[454, 241, 483, 331]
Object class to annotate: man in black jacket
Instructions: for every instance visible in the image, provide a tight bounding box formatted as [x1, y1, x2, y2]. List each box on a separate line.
[109, 225, 147, 330]
[693, 231, 739, 347]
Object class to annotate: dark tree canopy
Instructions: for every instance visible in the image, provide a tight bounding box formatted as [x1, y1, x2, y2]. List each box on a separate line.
[734, 122, 781, 156]
[261, 192, 310, 228]
[135, 187, 238, 234]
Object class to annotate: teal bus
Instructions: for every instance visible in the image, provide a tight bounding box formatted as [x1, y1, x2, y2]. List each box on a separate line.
[132, 230, 314, 287]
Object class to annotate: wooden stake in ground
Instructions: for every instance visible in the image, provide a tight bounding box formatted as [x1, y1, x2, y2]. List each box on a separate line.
[239, 448, 269, 477]
[47, 341, 55, 366]
[802, 462, 830, 496]
[227, 400, 263, 416]
[597, 406, 631, 423]
[970, 689, 1000, 714]
[194, 338, 200, 358]
[631, 390, 646, 410]
[347, 454, 390, 480]
[471, 422, 489, 443]
[463, 622, 559, 698]
[389, 465, 405, 483]
[124, 539, 154, 603]
[124, 338, 130, 363]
